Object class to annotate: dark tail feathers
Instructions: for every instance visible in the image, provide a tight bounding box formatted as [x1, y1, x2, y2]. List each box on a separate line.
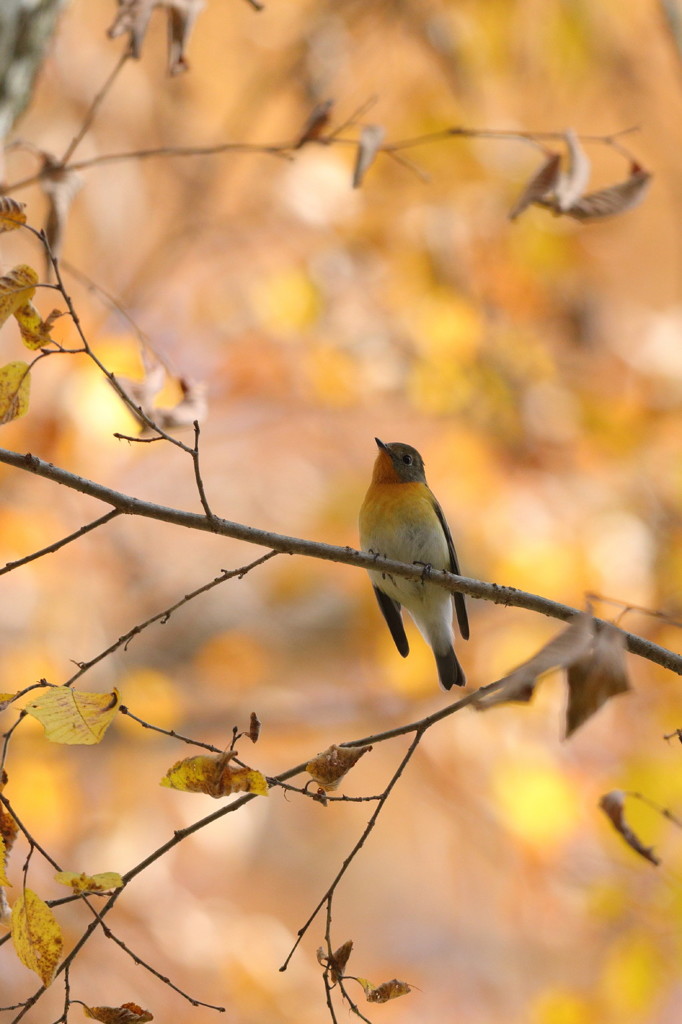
[435, 647, 466, 690]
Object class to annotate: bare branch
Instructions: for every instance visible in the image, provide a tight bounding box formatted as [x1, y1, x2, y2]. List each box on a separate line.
[0, 445, 678, 675]
[0, 509, 121, 576]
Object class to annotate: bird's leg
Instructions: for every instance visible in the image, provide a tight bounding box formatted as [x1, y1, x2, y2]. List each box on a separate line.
[414, 560, 433, 583]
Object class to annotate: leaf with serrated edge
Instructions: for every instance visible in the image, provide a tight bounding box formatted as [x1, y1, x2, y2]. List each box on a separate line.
[25, 687, 120, 745]
[11, 889, 63, 986]
[160, 753, 268, 798]
[55, 871, 123, 894]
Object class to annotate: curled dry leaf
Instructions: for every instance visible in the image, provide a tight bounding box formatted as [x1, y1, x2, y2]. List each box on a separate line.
[83, 1003, 153, 1023]
[11, 889, 63, 986]
[54, 871, 124, 894]
[306, 743, 373, 792]
[352, 124, 385, 188]
[155, 378, 207, 429]
[563, 167, 652, 221]
[108, 0, 204, 74]
[508, 152, 561, 220]
[357, 977, 412, 1003]
[0, 362, 31, 426]
[0, 197, 27, 233]
[248, 711, 261, 744]
[167, 0, 205, 75]
[14, 304, 59, 350]
[25, 687, 120, 745]
[0, 264, 38, 328]
[554, 129, 591, 212]
[599, 790, 660, 866]
[328, 939, 353, 983]
[294, 99, 334, 148]
[160, 752, 268, 798]
[476, 613, 595, 709]
[565, 622, 630, 737]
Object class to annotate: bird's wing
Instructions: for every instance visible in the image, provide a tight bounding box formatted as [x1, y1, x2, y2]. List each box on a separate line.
[431, 497, 470, 640]
[372, 586, 409, 657]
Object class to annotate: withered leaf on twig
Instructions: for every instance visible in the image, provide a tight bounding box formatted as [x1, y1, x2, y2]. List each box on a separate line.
[563, 166, 652, 222]
[476, 613, 595, 709]
[41, 156, 82, 270]
[306, 743, 373, 791]
[317, 939, 353, 983]
[352, 125, 385, 188]
[565, 622, 630, 737]
[294, 100, 334, 149]
[554, 129, 591, 212]
[599, 790, 660, 866]
[108, 0, 205, 74]
[508, 152, 562, 221]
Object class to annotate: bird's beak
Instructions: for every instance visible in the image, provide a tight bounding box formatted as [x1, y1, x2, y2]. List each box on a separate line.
[375, 437, 389, 451]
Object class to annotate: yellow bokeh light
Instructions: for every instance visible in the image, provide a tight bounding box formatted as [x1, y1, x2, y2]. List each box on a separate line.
[492, 755, 580, 851]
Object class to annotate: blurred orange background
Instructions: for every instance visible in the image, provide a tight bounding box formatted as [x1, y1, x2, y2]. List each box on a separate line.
[2, 2, 682, 1022]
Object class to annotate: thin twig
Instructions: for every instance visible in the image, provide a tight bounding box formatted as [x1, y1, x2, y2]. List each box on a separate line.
[191, 420, 214, 520]
[118, 706, 224, 752]
[280, 728, 425, 971]
[0, 510, 121, 576]
[64, 551, 278, 685]
[61, 52, 131, 165]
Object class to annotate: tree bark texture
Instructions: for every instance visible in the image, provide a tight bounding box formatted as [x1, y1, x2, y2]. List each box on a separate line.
[0, 0, 68, 139]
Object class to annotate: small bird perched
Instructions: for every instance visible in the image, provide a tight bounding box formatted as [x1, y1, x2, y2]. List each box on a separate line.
[359, 438, 469, 689]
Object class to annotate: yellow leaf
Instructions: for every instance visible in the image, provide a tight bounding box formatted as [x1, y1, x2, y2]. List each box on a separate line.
[160, 753, 268, 798]
[0, 265, 38, 327]
[54, 871, 124, 894]
[0, 836, 10, 887]
[0, 692, 18, 710]
[25, 687, 120, 745]
[14, 303, 55, 350]
[0, 361, 31, 425]
[0, 197, 27, 233]
[83, 1002, 153, 1023]
[10, 889, 63, 986]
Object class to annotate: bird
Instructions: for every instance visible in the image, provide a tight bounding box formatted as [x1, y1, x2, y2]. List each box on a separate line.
[359, 438, 469, 689]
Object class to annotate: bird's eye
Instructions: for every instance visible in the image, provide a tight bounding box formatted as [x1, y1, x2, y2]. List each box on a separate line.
[402, 454, 413, 465]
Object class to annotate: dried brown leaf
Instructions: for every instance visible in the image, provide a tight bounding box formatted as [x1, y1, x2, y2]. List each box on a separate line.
[107, 0, 157, 57]
[564, 167, 652, 221]
[161, 752, 268, 798]
[167, 0, 205, 75]
[508, 152, 562, 220]
[599, 790, 660, 866]
[565, 622, 630, 737]
[83, 1003, 153, 1023]
[248, 711, 261, 744]
[294, 100, 334, 149]
[555, 129, 591, 212]
[476, 613, 595, 709]
[306, 743, 373, 791]
[352, 125, 385, 188]
[329, 940, 353, 983]
[366, 978, 412, 1003]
